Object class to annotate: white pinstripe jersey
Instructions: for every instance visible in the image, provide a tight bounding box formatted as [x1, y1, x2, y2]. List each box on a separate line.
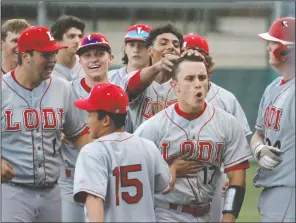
[73, 132, 171, 222]
[108, 66, 127, 86]
[1, 71, 87, 186]
[254, 77, 295, 188]
[134, 103, 252, 205]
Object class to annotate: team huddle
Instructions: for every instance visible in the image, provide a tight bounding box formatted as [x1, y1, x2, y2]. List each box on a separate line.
[1, 15, 295, 223]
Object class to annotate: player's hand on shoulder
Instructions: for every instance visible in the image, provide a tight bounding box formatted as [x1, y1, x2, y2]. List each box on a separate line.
[1, 159, 16, 182]
[170, 152, 203, 177]
[252, 143, 282, 170]
[154, 53, 179, 72]
[222, 213, 236, 223]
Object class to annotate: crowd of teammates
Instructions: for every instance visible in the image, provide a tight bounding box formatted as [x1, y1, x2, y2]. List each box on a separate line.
[1, 15, 295, 223]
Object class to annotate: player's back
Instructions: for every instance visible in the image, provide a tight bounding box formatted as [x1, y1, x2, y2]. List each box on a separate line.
[74, 132, 170, 222]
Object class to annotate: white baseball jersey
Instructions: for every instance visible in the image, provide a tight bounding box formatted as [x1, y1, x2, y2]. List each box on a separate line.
[254, 77, 295, 188]
[134, 103, 252, 205]
[108, 66, 127, 86]
[206, 82, 252, 136]
[121, 71, 177, 133]
[51, 55, 85, 81]
[73, 132, 171, 222]
[59, 77, 89, 183]
[1, 70, 87, 186]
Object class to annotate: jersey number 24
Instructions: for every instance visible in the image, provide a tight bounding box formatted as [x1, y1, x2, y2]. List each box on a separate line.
[113, 164, 143, 206]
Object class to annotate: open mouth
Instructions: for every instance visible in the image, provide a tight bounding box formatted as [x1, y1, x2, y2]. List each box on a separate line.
[196, 92, 203, 98]
[45, 65, 54, 73]
[88, 65, 101, 70]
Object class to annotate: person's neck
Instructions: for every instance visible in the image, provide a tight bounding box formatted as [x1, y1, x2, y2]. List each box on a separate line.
[126, 62, 149, 73]
[2, 56, 17, 73]
[85, 74, 109, 88]
[14, 66, 42, 89]
[177, 100, 205, 115]
[98, 127, 125, 139]
[154, 71, 172, 84]
[280, 66, 295, 81]
[56, 50, 76, 69]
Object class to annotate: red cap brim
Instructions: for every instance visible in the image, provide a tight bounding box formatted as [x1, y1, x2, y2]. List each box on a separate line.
[34, 43, 68, 52]
[74, 99, 99, 111]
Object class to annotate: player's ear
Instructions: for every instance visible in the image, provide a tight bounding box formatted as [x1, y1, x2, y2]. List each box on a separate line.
[148, 46, 153, 57]
[108, 53, 114, 64]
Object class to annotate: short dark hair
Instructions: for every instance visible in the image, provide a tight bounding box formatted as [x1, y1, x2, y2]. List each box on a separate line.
[97, 110, 127, 129]
[18, 50, 34, 65]
[171, 54, 207, 80]
[51, 15, 85, 41]
[145, 23, 184, 49]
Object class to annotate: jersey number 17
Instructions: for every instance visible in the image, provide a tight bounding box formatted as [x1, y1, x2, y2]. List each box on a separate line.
[112, 164, 143, 206]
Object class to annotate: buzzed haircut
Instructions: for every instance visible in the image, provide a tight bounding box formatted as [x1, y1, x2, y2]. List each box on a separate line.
[171, 54, 207, 80]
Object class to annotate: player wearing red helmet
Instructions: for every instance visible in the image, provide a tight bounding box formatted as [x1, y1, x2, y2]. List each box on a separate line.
[251, 17, 295, 222]
[58, 32, 114, 222]
[183, 33, 252, 222]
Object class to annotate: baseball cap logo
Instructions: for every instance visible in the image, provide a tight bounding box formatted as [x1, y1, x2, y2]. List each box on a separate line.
[282, 20, 289, 27]
[46, 31, 55, 41]
[137, 27, 142, 34]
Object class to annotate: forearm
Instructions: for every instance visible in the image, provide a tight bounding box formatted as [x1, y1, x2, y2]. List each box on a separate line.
[126, 65, 159, 96]
[85, 195, 104, 222]
[222, 169, 246, 221]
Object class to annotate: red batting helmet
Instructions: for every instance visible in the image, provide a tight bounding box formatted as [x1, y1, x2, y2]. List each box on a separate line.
[258, 17, 295, 61]
[183, 33, 209, 56]
[124, 24, 151, 42]
[76, 33, 111, 56]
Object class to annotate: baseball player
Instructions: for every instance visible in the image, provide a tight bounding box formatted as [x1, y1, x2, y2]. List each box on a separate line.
[1, 19, 30, 75]
[134, 54, 252, 223]
[59, 32, 114, 222]
[183, 33, 252, 222]
[250, 17, 295, 222]
[50, 15, 86, 81]
[73, 82, 178, 222]
[108, 24, 151, 86]
[120, 23, 184, 133]
[1, 26, 90, 222]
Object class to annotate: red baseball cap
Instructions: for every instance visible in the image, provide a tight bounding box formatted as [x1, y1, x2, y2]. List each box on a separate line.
[124, 24, 151, 42]
[76, 33, 111, 56]
[258, 17, 295, 45]
[18, 26, 67, 53]
[183, 33, 209, 56]
[74, 82, 129, 114]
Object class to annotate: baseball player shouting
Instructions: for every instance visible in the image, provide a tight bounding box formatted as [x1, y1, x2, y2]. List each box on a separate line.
[134, 54, 252, 222]
[1, 26, 89, 222]
[251, 17, 295, 222]
[183, 33, 252, 222]
[108, 24, 151, 86]
[73, 82, 178, 222]
[51, 15, 86, 81]
[1, 19, 30, 75]
[59, 32, 114, 222]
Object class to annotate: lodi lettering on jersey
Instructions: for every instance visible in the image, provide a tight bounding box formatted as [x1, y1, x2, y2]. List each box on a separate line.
[160, 140, 224, 164]
[4, 108, 64, 131]
[263, 105, 282, 131]
[142, 97, 177, 119]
